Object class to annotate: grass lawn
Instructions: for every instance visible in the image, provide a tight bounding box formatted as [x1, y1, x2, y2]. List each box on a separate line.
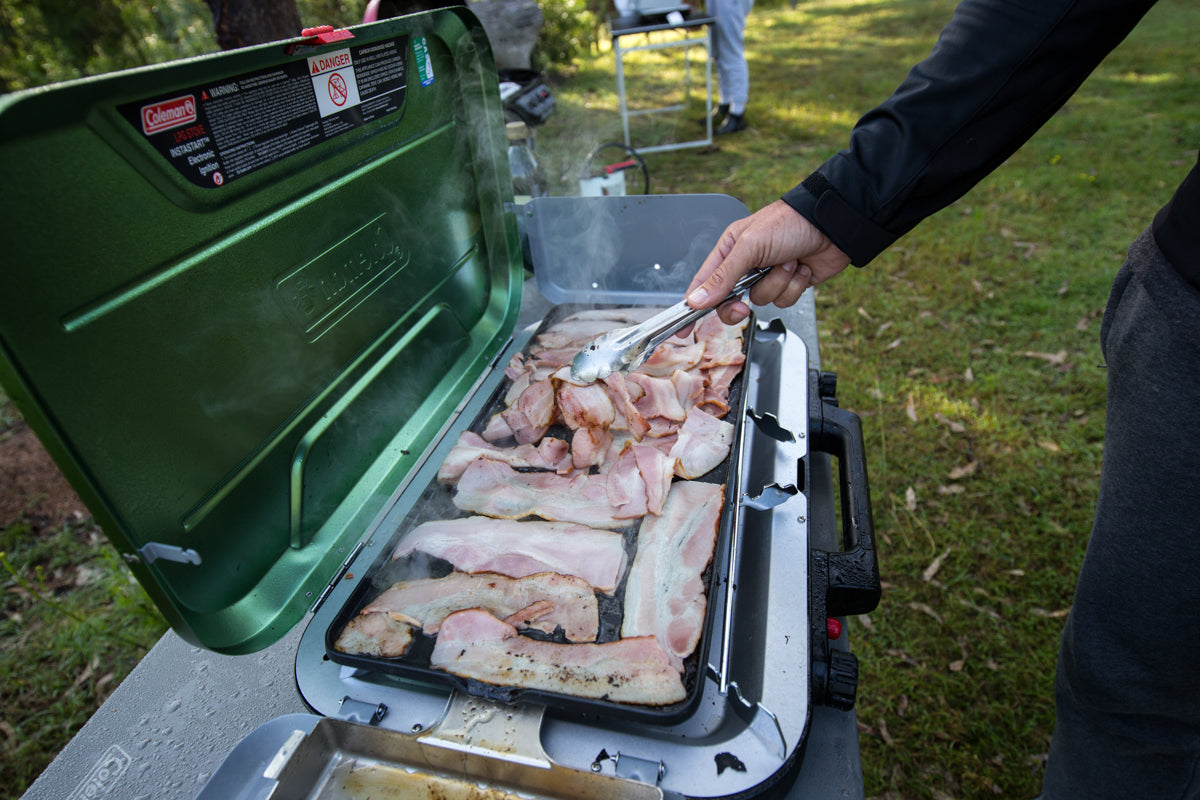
[534, 0, 1197, 796]
[2, 0, 1197, 797]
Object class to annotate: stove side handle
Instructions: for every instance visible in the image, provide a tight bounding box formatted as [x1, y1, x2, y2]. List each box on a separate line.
[810, 371, 882, 618]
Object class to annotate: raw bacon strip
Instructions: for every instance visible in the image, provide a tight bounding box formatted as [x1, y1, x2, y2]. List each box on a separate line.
[670, 368, 707, 412]
[694, 313, 749, 343]
[670, 408, 735, 480]
[392, 515, 628, 593]
[362, 571, 599, 642]
[431, 608, 687, 706]
[631, 442, 675, 515]
[438, 431, 572, 484]
[453, 459, 644, 530]
[334, 612, 415, 657]
[621, 481, 724, 671]
[606, 441, 648, 515]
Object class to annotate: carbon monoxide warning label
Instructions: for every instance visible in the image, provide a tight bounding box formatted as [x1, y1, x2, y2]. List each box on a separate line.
[121, 35, 412, 188]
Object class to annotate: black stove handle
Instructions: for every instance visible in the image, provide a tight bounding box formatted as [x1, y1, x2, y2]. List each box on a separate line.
[812, 383, 882, 618]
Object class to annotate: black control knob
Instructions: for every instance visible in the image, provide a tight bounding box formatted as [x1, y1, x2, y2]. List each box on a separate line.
[824, 649, 859, 711]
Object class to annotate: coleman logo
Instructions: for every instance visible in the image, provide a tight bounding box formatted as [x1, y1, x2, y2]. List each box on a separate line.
[141, 95, 197, 135]
[309, 50, 352, 75]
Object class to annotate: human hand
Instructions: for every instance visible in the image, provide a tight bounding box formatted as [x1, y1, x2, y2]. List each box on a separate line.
[685, 199, 852, 324]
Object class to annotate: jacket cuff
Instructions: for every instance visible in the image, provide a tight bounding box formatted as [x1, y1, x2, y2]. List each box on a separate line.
[781, 172, 898, 266]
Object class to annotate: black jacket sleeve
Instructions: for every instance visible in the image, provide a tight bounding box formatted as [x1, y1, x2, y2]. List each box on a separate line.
[781, 0, 1159, 266]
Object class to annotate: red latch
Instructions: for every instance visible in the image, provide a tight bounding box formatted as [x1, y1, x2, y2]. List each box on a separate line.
[286, 25, 355, 54]
[604, 159, 639, 175]
[826, 617, 842, 640]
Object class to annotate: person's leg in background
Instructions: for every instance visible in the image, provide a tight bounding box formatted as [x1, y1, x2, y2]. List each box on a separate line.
[710, 0, 753, 134]
[1040, 228, 1200, 799]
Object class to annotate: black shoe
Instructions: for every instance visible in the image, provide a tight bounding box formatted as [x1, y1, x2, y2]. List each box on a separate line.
[715, 112, 746, 135]
[703, 103, 730, 127]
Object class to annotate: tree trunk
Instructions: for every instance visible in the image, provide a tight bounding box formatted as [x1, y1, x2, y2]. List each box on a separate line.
[206, 0, 304, 50]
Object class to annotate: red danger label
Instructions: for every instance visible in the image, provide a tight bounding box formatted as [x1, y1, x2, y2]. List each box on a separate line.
[141, 95, 197, 135]
[310, 52, 352, 75]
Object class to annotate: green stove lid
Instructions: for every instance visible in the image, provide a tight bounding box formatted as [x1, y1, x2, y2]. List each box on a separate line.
[0, 10, 524, 654]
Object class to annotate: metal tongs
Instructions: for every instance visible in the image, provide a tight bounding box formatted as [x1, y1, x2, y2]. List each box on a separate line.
[570, 267, 769, 383]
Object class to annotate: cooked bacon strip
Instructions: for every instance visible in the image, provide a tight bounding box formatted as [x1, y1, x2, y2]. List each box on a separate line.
[438, 431, 571, 483]
[621, 481, 724, 671]
[431, 608, 686, 706]
[453, 459, 644, 529]
[362, 571, 599, 642]
[636, 342, 707, 377]
[670, 408, 735, 480]
[480, 412, 515, 442]
[501, 377, 558, 444]
[602, 371, 649, 440]
[628, 373, 688, 422]
[557, 380, 616, 430]
[334, 612, 415, 657]
[571, 426, 613, 470]
[392, 515, 628, 593]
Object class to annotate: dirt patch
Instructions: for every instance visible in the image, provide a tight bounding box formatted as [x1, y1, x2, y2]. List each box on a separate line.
[0, 421, 87, 530]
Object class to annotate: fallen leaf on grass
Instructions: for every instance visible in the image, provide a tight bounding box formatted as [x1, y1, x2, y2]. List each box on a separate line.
[74, 654, 100, 687]
[1013, 240, 1040, 258]
[877, 718, 895, 747]
[905, 486, 917, 511]
[1038, 440, 1061, 453]
[948, 461, 978, 480]
[923, 548, 951, 582]
[1022, 349, 1069, 366]
[906, 394, 918, 422]
[956, 597, 1003, 621]
[949, 635, 969, 672]
[887, 648, 923, 668]
[934, 412, 966, 433]
[937, 484, 965, 496]
[907, 601, 943, 623]
[1032, 607, 1071, 619]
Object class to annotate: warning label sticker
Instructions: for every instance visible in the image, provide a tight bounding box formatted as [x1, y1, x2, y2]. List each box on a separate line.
[121, 36, 411, 188]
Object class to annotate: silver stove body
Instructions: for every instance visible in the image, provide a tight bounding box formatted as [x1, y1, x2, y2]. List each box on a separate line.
[293, 314, 815, 799]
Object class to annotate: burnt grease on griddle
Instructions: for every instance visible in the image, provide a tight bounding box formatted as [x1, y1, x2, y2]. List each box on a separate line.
[324, 303, 751, 725]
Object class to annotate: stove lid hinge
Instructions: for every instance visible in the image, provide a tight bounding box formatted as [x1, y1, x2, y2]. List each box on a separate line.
[131, 542, 201, 566]
[334, 695, 388, 725]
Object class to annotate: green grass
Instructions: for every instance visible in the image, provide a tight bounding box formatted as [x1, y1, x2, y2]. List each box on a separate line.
[0, 512, 165, 798]
[538, 0, 1196, 796]
[2, 0, 1197, 797]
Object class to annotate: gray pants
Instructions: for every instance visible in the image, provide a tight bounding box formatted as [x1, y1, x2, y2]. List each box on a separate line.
[710, 0, 753, 113]
[1041, 228, 1200, 798]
